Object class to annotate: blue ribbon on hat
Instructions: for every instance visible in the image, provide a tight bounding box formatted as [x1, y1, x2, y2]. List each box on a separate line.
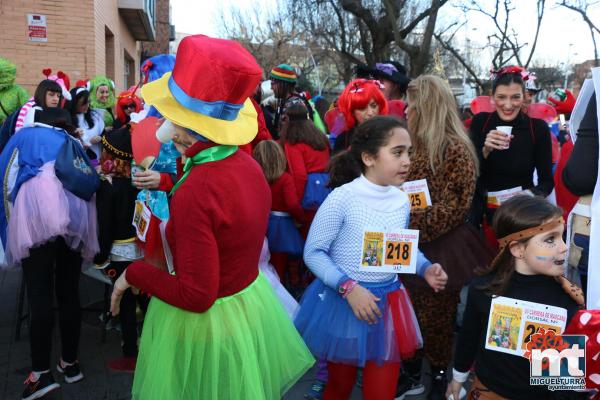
[168, 76, 244, 121]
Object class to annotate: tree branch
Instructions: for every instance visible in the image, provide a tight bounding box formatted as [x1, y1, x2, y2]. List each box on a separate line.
[524, 0, 545, 67]
[434, 33, 485, 90]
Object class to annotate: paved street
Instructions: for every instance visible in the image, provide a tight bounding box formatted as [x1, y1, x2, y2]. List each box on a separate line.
[0, 268, 432, 400]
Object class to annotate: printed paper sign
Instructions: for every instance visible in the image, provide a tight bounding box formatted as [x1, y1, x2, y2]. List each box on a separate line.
[487, 186, 523, 207]
[27, 14, 47, 42]
[132, 200, 151, 242]
[402, 179, 432, 209]
[360, 229, 419, 274]
[159, 218, 174, 274]
[485, 296, 567, 356]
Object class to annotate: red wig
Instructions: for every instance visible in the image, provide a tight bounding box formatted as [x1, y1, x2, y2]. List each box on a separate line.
[338, 79, 388, 129]
[116, 89, 143, 124]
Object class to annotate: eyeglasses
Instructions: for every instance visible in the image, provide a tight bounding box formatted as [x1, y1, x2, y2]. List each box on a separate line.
[123, 104, 136, 110]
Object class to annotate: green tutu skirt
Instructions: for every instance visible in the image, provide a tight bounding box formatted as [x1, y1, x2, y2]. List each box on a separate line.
[132, 273, 314, 400]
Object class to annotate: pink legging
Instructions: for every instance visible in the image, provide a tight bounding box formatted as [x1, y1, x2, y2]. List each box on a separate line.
[323, 361, 401, 400]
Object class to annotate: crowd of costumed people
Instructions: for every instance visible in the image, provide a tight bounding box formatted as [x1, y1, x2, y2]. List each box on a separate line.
[0, 34, 599, 400]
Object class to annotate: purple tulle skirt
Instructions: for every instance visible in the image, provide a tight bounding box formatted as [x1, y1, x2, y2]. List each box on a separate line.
[5, 161, 99, 267]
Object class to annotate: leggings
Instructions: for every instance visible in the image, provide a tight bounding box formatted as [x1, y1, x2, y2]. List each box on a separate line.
[324, 361, 400, 400]
[105, 261, 149, 357]
[21, 238, 82, 371]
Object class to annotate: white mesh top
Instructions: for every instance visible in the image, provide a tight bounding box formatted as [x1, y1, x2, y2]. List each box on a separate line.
[304, 175, 431, 289]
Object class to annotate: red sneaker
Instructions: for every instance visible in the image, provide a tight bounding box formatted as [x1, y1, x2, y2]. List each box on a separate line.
[106, 357, 137, 373]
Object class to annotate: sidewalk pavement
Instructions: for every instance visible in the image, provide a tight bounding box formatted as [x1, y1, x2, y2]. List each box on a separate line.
[1, 268, 430, 399]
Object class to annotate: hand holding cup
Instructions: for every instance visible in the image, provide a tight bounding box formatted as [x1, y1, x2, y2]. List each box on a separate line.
[484, 126, 512, 153]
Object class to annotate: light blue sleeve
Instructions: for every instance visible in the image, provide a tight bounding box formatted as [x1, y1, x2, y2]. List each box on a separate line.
[402, 203, 432, 278]
[303, 190, 350, 290]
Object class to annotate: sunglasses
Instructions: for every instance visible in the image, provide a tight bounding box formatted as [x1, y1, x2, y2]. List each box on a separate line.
[123, 104, 136, 110]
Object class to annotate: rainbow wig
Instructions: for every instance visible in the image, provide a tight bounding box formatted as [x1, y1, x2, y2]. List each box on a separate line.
[338, 78, 388, 129]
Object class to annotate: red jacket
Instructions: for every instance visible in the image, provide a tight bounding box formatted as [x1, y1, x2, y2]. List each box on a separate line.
[283, 142, 329, 203]
[239, 98, 272, 154]
[270, 172, 304, 223]
[127, 141, 271, 312]
[554, 139, 578, 221]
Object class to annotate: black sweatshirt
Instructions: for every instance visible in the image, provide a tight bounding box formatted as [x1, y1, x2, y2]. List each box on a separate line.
[563, 94, 599, 196]
[470, 111, 554, 197]
[93, 177, 139, 265]
[454, 273, 580, 399]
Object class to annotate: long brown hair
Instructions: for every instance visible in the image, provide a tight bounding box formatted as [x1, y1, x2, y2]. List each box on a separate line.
[477, 195, 563, 296]
[252, 140, 287, 183]
[280, 103, 329, 151]
[406, 75, 479, 176]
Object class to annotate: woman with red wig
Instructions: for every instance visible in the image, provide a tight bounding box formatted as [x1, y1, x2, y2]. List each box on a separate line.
[333, 79, 388, 153]
[115, 89, 143, 128]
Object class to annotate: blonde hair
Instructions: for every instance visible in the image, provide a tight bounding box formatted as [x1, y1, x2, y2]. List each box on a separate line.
[407, 75, 479, 175]
[252, 140, 287, 183]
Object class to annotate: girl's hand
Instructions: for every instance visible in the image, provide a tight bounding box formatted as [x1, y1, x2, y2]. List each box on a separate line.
[446, 379, 463, 400]
[74, 128, 84, 138]
[132, 170, 161, 190]
[346, 284, 382, 324]
[90, 135, 102, 144]
[483, 130, 512, 157]
[110, 272, 132, 316]
[424, 263, 447, 292]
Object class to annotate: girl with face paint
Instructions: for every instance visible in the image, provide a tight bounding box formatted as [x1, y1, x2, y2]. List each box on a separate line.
[447, 195, 584, 400]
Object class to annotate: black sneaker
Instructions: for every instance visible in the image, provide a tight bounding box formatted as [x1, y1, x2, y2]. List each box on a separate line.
[22, 371, 60, 400]
[427, 369, 448, 400]
[56, 360, 84, 383]
[395, 372, 425, 399]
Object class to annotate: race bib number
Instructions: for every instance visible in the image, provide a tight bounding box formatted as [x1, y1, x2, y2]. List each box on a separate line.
[402, 179, 432, 210]
[484, 296, 567, 356]
[132, 200, 151, 242]
[360, 229, 419, 274]
[487, 186, 523, 207]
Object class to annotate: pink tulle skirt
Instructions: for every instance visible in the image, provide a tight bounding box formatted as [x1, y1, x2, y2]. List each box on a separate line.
[5, 161, 99, 267]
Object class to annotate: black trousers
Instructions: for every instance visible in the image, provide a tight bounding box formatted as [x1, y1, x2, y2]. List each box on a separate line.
[106, 261, 149, 357]
[21, 238, 82, 371]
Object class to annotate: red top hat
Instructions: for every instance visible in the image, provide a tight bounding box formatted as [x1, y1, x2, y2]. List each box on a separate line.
[142, 35, 262, 145]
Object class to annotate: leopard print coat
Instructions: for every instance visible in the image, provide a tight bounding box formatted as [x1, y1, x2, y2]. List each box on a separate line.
[407, 140, 477, 243]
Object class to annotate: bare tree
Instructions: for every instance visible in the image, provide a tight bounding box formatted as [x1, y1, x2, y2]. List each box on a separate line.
[219, 3, 301, 74]
[291, 0, 364, 84]
[339, 0, 449, 75]
[558, 0, 600, 66]
[435, 0, 546, 92]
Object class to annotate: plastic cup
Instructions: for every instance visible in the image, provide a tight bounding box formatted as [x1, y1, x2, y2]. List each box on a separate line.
[156, 120, 175, 143]
[496, 126, 512, 149]
[496, 126, 513, 135]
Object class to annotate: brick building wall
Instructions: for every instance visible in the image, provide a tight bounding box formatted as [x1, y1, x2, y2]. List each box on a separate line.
[141, 0, 170, 58]
[0, 0, 141, 96]
[93, 0, 140, 91]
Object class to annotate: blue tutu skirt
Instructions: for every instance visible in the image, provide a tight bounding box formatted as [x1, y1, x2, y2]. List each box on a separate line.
[294, 278, 422, 367]
[267, 212, 304, 256]
[301, 172, 331, 210]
